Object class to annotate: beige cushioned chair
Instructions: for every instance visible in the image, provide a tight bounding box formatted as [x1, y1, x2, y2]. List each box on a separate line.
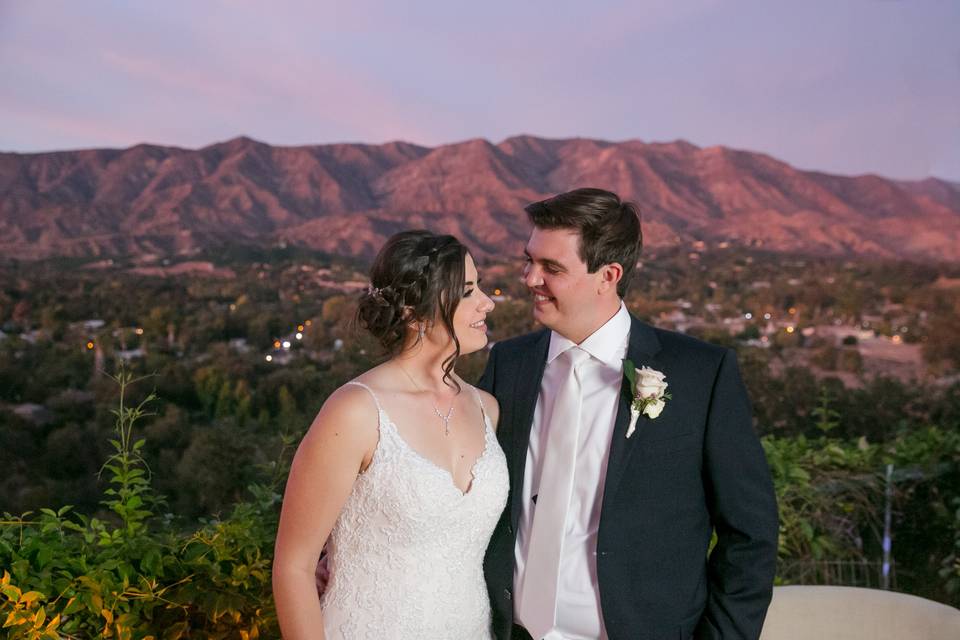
[760, 586, 960, 640]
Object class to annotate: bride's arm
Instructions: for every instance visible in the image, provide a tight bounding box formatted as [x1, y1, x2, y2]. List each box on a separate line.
[272, 385, 379, 640]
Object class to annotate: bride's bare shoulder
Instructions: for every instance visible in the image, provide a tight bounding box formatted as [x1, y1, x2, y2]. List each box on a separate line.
[473, 386, 500, 430]
[323, 382, 379, 415]
[300, 382, 380, 449]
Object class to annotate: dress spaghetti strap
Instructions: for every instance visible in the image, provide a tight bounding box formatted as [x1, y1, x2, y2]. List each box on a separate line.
[344, 381, 384, 420]
[470, 386, 489, 427]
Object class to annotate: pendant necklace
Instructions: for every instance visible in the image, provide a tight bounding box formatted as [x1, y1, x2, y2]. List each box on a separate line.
[399, 365, 455, 436]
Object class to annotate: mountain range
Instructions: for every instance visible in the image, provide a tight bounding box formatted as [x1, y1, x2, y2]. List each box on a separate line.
[2, 135, 958, 263]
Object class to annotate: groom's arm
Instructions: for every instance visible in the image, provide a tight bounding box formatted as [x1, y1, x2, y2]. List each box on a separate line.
[698, 348, 779, 640]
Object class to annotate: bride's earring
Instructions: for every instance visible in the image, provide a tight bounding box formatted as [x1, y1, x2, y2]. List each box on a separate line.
[417, 323, 426, 340]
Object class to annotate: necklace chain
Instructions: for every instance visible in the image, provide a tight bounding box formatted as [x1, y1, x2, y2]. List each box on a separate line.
[399, 365, 455, 436]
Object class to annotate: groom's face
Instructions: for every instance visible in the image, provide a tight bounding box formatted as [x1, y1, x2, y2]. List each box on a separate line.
[522, 226, 603, 342]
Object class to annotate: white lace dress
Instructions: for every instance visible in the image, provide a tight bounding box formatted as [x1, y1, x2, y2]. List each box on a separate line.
[319, 382, 509, 639]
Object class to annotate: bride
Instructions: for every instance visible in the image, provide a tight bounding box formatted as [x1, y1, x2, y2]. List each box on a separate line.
[272, 230, 507, 639]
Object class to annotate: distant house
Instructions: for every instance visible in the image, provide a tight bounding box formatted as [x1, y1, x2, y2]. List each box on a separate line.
[658, 309, 691, 333]
[20, 330, 43, 344]
[50, 389, 95, 407]
[313, 276, 369, 293]
[13, 403, 55, 426]
[722, 317, 746, 333]
[116, 347, 146, 361]
[265, 349, 294, 365]
[660, 310, 688, 324]
[812, 324, 876, 344]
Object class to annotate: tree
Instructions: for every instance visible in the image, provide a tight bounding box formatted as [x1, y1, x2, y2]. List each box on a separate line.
[811, 345, 839, 371]
[922, 307, 960, 373]
[215, 380, 235, 419]
[276, 385, 301, 434]
[837, 348, 863, 374]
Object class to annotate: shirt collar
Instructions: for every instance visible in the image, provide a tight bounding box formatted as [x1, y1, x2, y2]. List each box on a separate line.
[546, 301, 631, 367]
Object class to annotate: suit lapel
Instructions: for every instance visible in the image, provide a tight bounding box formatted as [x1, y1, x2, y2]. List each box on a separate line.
[601, 315, 662, 514]
[510, 329, 551, 529]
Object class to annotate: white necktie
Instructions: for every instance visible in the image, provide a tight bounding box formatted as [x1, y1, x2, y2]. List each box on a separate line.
[519, 346, 591, 639]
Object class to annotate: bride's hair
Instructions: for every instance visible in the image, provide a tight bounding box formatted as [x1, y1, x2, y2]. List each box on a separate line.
[357, 230, 468, 389]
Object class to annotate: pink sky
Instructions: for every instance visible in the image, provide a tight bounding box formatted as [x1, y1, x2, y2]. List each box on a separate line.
[1, 1, 958, 181]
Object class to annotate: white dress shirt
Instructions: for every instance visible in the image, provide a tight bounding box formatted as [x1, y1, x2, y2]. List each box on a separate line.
[514, 302, 631, 640]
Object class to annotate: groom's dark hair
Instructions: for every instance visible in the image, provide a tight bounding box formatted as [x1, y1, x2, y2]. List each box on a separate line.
[525, 188, 642, 297]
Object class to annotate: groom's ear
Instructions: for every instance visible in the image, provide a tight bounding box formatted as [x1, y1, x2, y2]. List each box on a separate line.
[597, 262, 623, 294]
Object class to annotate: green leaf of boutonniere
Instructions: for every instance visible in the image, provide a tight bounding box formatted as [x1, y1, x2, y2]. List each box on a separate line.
[623, 358, 637, 389]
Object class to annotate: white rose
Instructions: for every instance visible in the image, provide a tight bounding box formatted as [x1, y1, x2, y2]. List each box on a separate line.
[643, 398, 666, 419]
[635, 367, 668, 399]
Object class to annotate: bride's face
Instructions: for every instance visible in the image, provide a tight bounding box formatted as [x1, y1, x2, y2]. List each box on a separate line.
[449, 253, 495, 355]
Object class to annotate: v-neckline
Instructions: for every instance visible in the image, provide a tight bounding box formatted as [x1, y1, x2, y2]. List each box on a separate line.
[378, 406, 492, 496]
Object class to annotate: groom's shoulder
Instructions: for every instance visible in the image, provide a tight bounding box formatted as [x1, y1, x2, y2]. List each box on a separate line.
[489, 328, 550, 360]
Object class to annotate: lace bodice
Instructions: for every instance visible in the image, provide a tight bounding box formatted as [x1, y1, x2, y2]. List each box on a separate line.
[319, 382, 509, 639]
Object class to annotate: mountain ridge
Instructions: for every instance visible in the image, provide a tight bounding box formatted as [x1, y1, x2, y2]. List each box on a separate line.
[2, 135, 958, 263]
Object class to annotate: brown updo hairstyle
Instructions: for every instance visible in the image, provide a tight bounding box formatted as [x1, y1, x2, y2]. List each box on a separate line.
[356, 230, 469, 390]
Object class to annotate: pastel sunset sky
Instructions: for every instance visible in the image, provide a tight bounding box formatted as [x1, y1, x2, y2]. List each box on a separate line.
[2, 1, 958, 180]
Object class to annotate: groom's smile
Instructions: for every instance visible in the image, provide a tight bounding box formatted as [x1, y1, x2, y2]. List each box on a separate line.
[531, 290, 555, 306]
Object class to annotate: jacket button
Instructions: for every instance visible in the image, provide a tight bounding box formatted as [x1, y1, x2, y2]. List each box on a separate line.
[504, 588, 512, 601]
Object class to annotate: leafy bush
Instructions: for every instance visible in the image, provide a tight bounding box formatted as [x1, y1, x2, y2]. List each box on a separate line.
[767, 420, 960, 603]
[941, 497, 960, 596]
[2, 372, 959, 639]
[0, 371, 282, 638]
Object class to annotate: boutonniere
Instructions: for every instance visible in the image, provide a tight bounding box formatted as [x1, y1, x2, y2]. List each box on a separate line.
[623, 359, 671, 438]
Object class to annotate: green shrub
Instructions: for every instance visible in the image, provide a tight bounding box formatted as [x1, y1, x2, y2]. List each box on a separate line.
[0, 371, 280, 639]
[2, 370, 959, 639]
[767, 421, 960, 603]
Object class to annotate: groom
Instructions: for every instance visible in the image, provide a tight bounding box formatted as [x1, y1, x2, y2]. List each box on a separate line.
[479, 188, 778, 640]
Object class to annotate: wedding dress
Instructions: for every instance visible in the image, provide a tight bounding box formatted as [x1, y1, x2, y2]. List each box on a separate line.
[319, 381, 509, 639]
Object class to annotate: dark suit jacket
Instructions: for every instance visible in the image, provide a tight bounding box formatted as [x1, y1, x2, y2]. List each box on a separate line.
[479, 314, 778, 640]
